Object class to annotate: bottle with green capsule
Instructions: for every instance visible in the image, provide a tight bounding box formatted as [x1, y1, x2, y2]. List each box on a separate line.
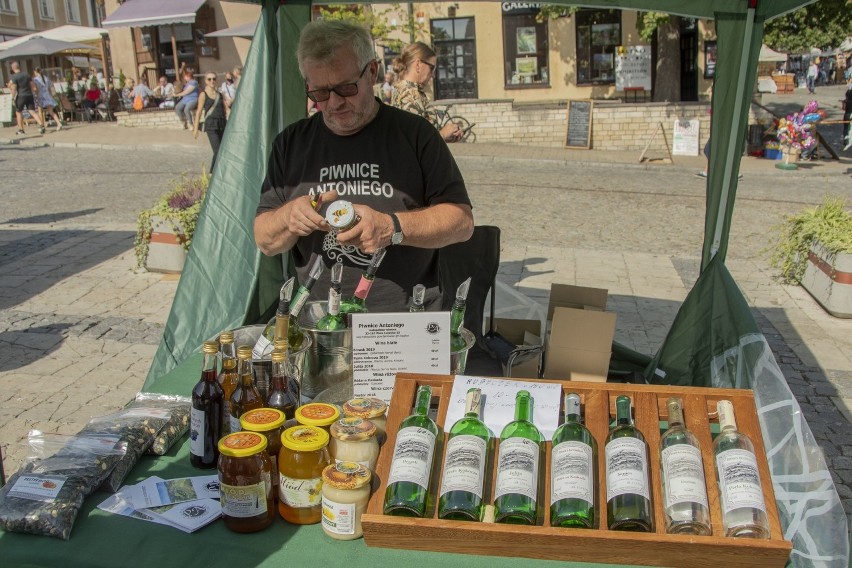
[317, 263, 346, 331]
[450, 277, 471, 353]
[494, 390, 543, 525]
[550, 393, 598, 528]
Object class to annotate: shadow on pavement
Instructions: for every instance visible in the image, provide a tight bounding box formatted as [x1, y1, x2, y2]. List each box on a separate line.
[0, 323, 70, 373]
[6, 209, 103, 224]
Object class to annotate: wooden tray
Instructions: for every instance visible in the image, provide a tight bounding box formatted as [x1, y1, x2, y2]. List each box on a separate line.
[362, 373, 792, 568]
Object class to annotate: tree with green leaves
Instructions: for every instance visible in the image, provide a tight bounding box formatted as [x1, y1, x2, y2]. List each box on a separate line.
[315, 4, 424, 52]
[763, 0, 851, 53]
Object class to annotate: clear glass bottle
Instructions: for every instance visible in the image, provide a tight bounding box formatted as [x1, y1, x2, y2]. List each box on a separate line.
[438, 388, 493, 521]
[317, 263, 347, 331]
[550, 393, 598, 529]
[660, 397, 711, 535]
[713, 400, 770, 539]
[450, 277, 471, 353]
[288, 256, 325, 349]
[252, 278, 294, 359]
[190, 340, 224, 469]
[383, 385, 439, 517]
[266, 348, 299, 420]
[217, 331, 239, 435]
[229, 345, 264, 433]
[340, 248, 387, 318]
[409, 283, 426, 312]
[605, 395, 653, 532]
[494, 390, 543, 525]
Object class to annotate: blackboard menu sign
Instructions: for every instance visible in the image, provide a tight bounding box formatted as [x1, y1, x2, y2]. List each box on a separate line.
[565, 99, 593, 149]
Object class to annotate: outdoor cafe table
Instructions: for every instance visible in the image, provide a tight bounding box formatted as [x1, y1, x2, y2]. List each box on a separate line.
[0, 354, 648, 568]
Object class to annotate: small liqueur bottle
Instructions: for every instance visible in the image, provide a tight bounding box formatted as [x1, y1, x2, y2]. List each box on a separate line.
[383, 385, 439, 517]
[494, 390, 543, 525]
[713, 400, 770, 539]
[190, 340, 224, 469]
[272, 338, 300, 410]
[605, 395, 653, 532]
[252, 278, 294, 359]
[409, 283, 426, 312]
[217, 331, 239, 435]
[450, 277, 471, 353]
[229, 345, 264, 433]
[288, 256, 325, 349]
[438, 388, 493, 521]
[266, 348, 299, 420]
[317, 263, 347, 330]
[340, 248, 387, 318]
[660, 397, 711, 535]
[550, 393, 598, 529]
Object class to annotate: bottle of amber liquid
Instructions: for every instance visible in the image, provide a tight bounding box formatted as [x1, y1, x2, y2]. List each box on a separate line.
[229, 345, 264, 433]
[217, 331, 239, 435]
[267, 348, 299, 420]
[190, 340, 224, 469]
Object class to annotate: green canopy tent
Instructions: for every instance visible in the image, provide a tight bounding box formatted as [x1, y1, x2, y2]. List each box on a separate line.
[140, 1, 847, 565]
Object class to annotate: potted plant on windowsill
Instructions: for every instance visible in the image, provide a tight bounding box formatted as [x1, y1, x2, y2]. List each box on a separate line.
[769, 196, 852, 318]
[135, 170, 209, 273]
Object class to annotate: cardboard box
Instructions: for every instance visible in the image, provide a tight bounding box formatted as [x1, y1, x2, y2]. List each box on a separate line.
[486, 318, 542, 378]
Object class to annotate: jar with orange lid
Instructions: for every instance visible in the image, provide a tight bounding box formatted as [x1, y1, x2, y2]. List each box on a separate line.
[329, 417, 379, 471]
[342, 397, 388, 443]
[217, 431, 275, 533]
[278, 425, 331, 524]
[295, 403, 340, 433]
[321, 462, 372, 540]
[240, 408, 285, 492]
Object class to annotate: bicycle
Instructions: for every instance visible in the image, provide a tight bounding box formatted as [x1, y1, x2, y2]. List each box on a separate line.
[430, 103, 476, 142]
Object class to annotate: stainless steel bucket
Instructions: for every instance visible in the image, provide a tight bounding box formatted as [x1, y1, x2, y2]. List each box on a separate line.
[299, 301, 352, 403]
[451, 327, 476, 375]
[228, 324, 311, 401]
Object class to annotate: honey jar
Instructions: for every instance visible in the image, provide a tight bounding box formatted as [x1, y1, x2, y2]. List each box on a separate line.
[217, 431, 275, 533]
[278, 425, 331, 525]
[240, 408, 286, 492]
[342, 397, 388, 443]
[321, 462, 372, 540]
[295, 403, 340, 433]
[329, 417, 379, 471]
[325, 200, 359, 233]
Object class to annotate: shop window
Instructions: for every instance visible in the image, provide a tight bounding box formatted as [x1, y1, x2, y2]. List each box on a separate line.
[575, 9, 621, 85]
[430, 17, 477, 100]
[38, 0, 54, 20]
[502, 11, 548, 87]
[64, 0, 80, 23]
[0, 0, 17, 15]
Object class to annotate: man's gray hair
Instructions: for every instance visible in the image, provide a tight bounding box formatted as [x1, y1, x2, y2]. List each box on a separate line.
[297, 20, 375, 78]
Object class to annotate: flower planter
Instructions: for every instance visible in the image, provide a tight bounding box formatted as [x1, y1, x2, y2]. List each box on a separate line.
[145, 215, 188, 273]
[801, 242, 852, 318]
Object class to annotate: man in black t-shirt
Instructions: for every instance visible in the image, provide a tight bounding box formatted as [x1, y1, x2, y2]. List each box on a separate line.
[7, 61, 46, 135]
[255, 20, 474, 312]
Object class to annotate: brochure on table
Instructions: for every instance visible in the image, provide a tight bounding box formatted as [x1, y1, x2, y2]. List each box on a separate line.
[352, 311, 450, 403]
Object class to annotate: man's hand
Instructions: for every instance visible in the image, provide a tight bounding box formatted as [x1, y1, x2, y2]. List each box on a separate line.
[335, 204, 392, 254]
[254, 190, 337, 256]
[286, 191, 335, 237]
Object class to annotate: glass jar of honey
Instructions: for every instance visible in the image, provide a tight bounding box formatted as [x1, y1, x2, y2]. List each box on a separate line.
[321, 462, 372, 540]
[217, 431, 275, 533]
[329, 417, 379, 471]
[240, 408, 286, 492]
[342, 397, 388, 444]
[295, 403, 340, 433]
[278, 425, 331, 524]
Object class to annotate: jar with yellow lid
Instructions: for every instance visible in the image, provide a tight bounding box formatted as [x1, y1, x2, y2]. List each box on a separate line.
[240, 408, 285, 493]
[342, 397, 388, 443]
[321, 462, 372, 540]
[278, 425, 331, 524]
[217, 431, 275, 533]
[295, 403, 340, 432]
[329, 417, 379, 471]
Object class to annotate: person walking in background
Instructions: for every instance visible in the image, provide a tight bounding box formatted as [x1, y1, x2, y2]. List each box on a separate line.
[380, 71, 395, 104]
[194, 73, 227, 170]
[174, 68, 200, 129]
[32, 67, 63, 132]
[391, 42, 462, 142]
[7, 61, 46, 135]
[220, 70, 237, 117]
[807, 59, 819, 94]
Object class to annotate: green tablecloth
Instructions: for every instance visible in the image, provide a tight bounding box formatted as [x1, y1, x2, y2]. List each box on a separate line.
[0, 355, 640, 568]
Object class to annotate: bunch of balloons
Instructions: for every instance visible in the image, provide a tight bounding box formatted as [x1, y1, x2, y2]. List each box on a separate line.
[776, 100, 826, 151]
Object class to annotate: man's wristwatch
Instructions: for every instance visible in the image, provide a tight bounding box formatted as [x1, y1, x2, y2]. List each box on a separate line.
[389, 212, 404, 245]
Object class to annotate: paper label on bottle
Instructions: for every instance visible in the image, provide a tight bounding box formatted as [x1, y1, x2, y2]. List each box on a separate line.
[386, 427, 436, 490]
[279, 475, 323, 508]
[716, 449, 766, 514]
[229, 414, 242, 435]
[321, 497, 356, 535]
[439, 434, 487, 499]
[220, 481, 268, 518]
[662, 444, 709, 508]
[494, 437, 539, 502]
[605, 437, 650, 501]
[291, 289, 309, 317]
[354, 277, 372, 300]
[328, 290, 341, 315]
[252, 335, 272, 360]
[189, 406, 205, 457]
[550, 441, 594, 506]
[8, 474, 67, 502]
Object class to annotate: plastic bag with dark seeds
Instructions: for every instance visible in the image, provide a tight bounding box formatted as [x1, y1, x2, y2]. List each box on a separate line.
[134, 393, 192, 456]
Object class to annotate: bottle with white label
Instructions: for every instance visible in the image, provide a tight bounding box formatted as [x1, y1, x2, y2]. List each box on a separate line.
[494, 390, 543, 525]
[383, 385, 439, 517]
[660, 397, 711, 535]
[438, 388, 494, 521]
[605, 395, 653, 531]
[550, 393, 598, 528]
[713, 400, 770, 539]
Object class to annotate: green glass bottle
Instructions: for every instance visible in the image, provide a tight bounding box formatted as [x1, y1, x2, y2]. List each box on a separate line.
[409, 283, 426, 312]
[288, 256, 325, 349]
[317, 263, 347, 331]
[438, 388, 493, 521]
[340, 248, 387, 318]
[450, 277, 471, 353]
[550, 393, 598, 528]
[494, 390, 543, 525]
[605, 395, 653, 532]
[383, 385, 439, 517]
[252, 278, 294, 359]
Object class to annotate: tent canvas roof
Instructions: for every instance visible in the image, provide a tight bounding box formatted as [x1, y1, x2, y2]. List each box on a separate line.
[205, 20, 256, 39]
[759, 44, 788, 62]
[0, 24, 106, 51]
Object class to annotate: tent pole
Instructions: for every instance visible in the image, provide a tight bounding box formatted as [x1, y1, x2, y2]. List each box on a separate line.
[710, 5, 755, 260]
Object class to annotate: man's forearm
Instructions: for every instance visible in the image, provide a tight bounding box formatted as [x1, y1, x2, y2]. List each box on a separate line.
[395, 203, 474, 249]
[254, 208, 299, 256]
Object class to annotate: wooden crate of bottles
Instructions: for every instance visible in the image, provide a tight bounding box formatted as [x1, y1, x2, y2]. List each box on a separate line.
[361, 373, 792, 568]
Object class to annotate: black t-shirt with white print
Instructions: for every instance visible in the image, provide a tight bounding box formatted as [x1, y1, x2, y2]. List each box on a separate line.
[257, 101, 471, 313]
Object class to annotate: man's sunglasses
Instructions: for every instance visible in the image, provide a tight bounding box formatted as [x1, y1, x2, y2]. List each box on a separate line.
[305, 60, 372, 103]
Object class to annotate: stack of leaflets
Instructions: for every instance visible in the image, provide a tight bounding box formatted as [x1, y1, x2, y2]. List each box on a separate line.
[98, 475, 221, 532]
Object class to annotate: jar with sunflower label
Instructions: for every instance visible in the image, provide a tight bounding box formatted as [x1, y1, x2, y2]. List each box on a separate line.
[295, 402, 340, 433]
[278, 425, 331, 524]
[342, 397, 388, 443]
[240, 408, 285, 493]
[321, 462, 372, 540]
[329, 417, 379, 471]
[217, 431, 275, 532]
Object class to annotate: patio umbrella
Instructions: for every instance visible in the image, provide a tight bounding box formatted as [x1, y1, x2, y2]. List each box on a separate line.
[0, 35, 96, 60]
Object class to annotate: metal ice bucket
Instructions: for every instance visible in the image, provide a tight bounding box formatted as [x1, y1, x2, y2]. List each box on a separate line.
[299, 301, 353, 403]
[451, 327, 476, 375]
[228, 324, 311, 401]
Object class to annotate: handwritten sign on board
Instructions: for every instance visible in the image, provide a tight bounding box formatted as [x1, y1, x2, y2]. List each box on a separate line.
[445, 375, 562, 440]
[565, 99, 593, 149]
[672, 118, 700, 156]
